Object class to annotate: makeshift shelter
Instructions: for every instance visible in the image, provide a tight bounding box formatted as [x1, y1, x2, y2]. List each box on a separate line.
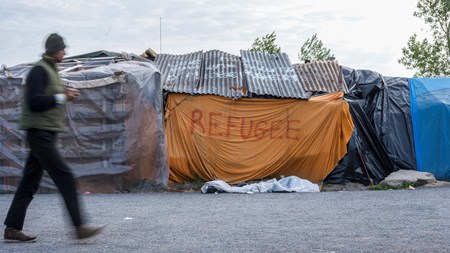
[158, 50, 353, 184]
[64, 50, 122, 59]
[409, 78, 450, 181]
[1, 47, 426, 191]
[326, 69, 416, 184]
[0, 53, 167, 193]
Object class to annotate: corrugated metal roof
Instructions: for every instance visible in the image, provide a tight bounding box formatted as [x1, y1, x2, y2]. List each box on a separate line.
[197, 50, 246, 99]
[294, 61, 348, 93]
[155, 51, 203, 94]
[240, 50, 309, 99]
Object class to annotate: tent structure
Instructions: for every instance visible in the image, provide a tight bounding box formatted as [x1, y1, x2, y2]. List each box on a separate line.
[327, 69, 416, 184]
[409, 78, 450, 181]
[1, 47, 445, 193]
[157, 50, 354, 184]
[157, 49, 423, 186]
[0, 53, 167, 193]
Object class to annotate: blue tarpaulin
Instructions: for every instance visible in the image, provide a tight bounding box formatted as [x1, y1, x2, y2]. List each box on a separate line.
[409, 78, 450, 180]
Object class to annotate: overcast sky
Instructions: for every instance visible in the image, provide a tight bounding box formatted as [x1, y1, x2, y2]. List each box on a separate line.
[1, 0, 426, 77]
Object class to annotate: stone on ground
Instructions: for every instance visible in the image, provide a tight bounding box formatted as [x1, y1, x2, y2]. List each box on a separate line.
[381, 170, 436, 187]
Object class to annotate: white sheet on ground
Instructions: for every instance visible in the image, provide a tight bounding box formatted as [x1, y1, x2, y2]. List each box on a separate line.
[201, 176, 320, 193]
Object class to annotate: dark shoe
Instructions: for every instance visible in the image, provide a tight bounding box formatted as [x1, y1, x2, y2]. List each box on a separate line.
[4, 227, 37, 243]
[75, 225, 107, 240]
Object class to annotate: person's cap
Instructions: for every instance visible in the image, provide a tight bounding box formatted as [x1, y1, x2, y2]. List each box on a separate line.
[45, 33, 66, 55]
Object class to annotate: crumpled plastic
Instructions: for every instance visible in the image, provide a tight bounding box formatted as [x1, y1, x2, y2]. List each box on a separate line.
[201, 176, 320, 193]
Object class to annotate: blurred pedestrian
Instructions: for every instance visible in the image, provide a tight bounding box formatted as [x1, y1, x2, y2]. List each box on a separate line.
[3, 33, 106, 243]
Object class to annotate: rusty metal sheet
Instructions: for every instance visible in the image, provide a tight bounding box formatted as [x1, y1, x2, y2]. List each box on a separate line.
[294, 61, 348, 93]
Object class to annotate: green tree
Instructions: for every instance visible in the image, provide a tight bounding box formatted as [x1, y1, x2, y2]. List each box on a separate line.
[250, 31, 281, 54]
[298, 33, 334, 63]
[398, 0, 450, 77]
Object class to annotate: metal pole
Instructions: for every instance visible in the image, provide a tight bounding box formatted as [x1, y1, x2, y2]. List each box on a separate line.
[160, 17, 162, 54]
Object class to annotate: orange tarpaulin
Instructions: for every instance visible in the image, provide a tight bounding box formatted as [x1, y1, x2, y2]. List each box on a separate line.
[165, 92, 354, 183]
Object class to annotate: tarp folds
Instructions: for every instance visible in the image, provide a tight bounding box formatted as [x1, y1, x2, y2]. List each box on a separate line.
[0, 60, 168, 193]
[327, 69, 416, 184]
[383, 76, 416, 170]
[327, 101, 395, 184]
[64, 50, 122, 59]
[201, 176, 320, 193]
[409, 78, 450, 181]
[165, 92, 353, 184]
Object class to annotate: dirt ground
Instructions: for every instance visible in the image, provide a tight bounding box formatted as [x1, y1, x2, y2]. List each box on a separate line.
[321, 180, 450, 192]
[320, 182, 370, 191]
[162, 180, 450, 193]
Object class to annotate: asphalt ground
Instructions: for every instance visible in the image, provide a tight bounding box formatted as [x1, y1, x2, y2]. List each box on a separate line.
[1, 185, 449, 253]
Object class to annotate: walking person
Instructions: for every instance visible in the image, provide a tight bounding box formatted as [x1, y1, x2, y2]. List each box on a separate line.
[3, 33, 106, 242]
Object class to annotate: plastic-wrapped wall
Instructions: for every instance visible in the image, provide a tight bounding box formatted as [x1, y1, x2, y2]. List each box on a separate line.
[409, 78, 450, 181]
[0, 60, 168, 193]
[326, 69, 416, 184]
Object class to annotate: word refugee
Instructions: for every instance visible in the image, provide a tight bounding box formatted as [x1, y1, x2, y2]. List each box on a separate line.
[189, 109, 301, 140]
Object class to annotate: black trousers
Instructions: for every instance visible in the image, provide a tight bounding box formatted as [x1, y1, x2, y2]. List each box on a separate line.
[4, 128, 83, 230]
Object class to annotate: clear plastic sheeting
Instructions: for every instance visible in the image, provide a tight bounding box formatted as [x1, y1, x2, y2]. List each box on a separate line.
[0, 59, 168, 193]
[201, 176, 320, 193]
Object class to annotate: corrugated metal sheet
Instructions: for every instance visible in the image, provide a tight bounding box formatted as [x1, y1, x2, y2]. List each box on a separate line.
[240, 50, 309, 99]
[155, 51, 203, 94]
[294, 61, 348, 93]
[197, 50, 246, 99]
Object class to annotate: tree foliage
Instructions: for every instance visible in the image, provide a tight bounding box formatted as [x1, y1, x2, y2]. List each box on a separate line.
[298, 33, 334, 62]
[250, 31, 281, 54]
[398, 0, 450, 77]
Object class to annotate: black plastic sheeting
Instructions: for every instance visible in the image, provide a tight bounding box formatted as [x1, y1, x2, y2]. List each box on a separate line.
[65, 50, 122, 59]
[326, 68, 416, 184]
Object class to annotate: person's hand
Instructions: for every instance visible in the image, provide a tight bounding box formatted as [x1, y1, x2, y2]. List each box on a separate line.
[65, 87, 80, 101]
